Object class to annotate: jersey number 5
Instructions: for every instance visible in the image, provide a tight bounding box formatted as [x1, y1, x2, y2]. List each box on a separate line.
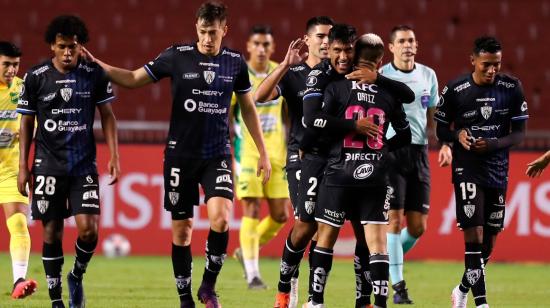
[343, 106, 385, 149]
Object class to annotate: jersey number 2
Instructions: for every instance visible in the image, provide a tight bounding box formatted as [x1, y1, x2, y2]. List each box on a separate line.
[343, 106, 385, 149]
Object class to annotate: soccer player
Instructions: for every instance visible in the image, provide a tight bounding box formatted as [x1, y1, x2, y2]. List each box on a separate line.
[526, 150, 550, 178]
[377, 25, 451, 304]
[435, 36, 528, 308]
[304, 33, 413, 308]
[81, 2, 271, 307]
[0, 41, 37, 299]
[230, 25, 290, 289]
[17, 15, 120, 308]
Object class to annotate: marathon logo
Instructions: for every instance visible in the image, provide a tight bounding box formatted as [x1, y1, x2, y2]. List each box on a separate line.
[55, 79, 77, 84]
[345, 153, 382, 161]
[199, 62, 220, 68]
[454, 81, 470, 93]
[476, 97, 495, 102]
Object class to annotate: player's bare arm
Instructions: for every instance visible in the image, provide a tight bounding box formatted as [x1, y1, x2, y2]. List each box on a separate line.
[526, 150, 550, 178]
[17, 114, 35, 196]
[81, 47, 152, 89]
[236, 91, 271, 183]
[98, 103, 120, 185]
[254, 39, 306, 102]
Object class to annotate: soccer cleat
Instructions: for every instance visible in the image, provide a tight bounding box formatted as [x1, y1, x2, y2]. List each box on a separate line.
[289, 277, 299, 308]
[302, 301, 325, 308]
[392, 280, 413, 304]
[181, 297, 196, 308]
[11, 277, 38, 299]
[233, 247, 247, 280]
[67, 273, 85, 308]
[197, 283, 221, 308]
[451, 285, 468, 308]
[248, 276, 268, 290]
[274, 292, 290, 308]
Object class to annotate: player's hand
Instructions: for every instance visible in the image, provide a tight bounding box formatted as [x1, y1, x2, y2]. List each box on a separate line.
[470, 138, 489, 154]
[80, 46, 96, 63]
[355, 115, 379, 138]
[458, 129, 473, 150]
[438, 144, 452, 167]
[257, 154, 272, 184]
[282, 39, 308, 67]
[526, 153, 550, 178]
[107, 156, 120, 185]
[17, 168, 31, 197]
[345, 65, 377, 84]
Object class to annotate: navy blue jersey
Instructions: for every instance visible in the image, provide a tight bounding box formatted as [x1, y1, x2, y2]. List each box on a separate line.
[17, 60, 114, 176]
[435, 73, 529, 188]
[322, 79, 409, 187]
[144, 44, 251, 159]
[277, 63, 311, 153]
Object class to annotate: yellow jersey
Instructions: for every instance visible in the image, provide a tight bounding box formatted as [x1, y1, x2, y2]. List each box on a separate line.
[0, 76, 23, 176]
[232, 61, 287, 166]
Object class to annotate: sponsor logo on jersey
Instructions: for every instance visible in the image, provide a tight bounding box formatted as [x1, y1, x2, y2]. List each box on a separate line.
[52, 108, 82, 114]
[0, 129, 15, 147]
[497, 80, 515, 88]
[216, 174, 232, 184]
[441, 86, 448, 95]
[44, 119, 87, 132]
[82, 203, 99, 208]
[309, 69, 323, 76]
[489, 210, 503, 220]
[313, 118, 326, 128]
[454, 81, 470, 93]
[78, 63, 95, 72]
[345, 153, 382, 161]
[352, 81, 378, 93]
[222, 49, 240, 58]
[203, 70, 216, 84]
[42, 92, 57, 102]
[462, 110, 477, 119]
[471, 125, 500, 131]
[33, 65, 49, 76]
[169, 191, 179, 205]
[83, 190, 99, 200]
[306, 76, 317, 87]
[353, 163, 374, 179]
[183, 99, 227, 115]
[218, 75, 234, 83]
[199, 62, 220, 68]
[463, 203, 475, 218]
[305, 201, 315, 215]
[290, 65, 305, 72]
[55, 79, 76, 84]
[521, 101, 528, 112]
[176, 46, 194, 52]
[183, 72, 200, 79]
[476, 97, 495, 102]
[480, 105, 492, 120]
[37, 199, 49, 214]
[437, 95, 445, 107]
[324, 208, 345, 219]
[192, 89, 223, 96]
[75, 90, 91, 98]
[60, 87, 73, 102]
[0, 110, 18, 120]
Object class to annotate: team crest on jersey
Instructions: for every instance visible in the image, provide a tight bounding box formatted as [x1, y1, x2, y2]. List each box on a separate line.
[463, 203, 475, 218]
[221, 160, 228, 169]
[169, 191, 180, 205]
[480, 105, 492, 120]
[466, 269, 481, 286]
[60, 87, 73, 102]
[203, 70, 216, 84]
[37, 200, 49, 214]
[305, 201, 315, 215]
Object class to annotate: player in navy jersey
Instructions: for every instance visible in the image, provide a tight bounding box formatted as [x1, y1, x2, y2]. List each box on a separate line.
[435, 36, 528, 308]
[17, 15, 120, 308]
[81, 2, 270, 307]
[304, 33, 412, 308]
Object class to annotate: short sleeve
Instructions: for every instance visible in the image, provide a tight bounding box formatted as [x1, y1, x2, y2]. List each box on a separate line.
[234, 58, 252, 94]
[434, 84, 454, 124]
[510, 80, 529, 121]
[94, 67, 116, 105]
[16, 72, 37, 115]
[143, 46, 174, 82]
[428, 70, 439, 108]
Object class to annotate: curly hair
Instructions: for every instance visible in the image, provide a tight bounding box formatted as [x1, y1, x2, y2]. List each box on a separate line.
[44, 15, 89, 44]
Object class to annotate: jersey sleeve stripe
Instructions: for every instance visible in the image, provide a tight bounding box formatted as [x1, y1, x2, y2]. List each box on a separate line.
[303, 93, 322, 100]
[434, 117, 449, 124]
[16, 108, 36, 114]
[143, 65, 159, 82]
[511, 115, 529, 120]
[96, 96, 116, 105]
[235, 86, 252, 94]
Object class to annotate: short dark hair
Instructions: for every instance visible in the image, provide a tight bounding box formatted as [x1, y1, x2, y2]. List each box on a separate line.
[354, 33, 384, 65]
[305, 16, 334, 33]
[473, 36, 502, 55]
[0, 41, 22, 57]
[328, 24, 357, 45]
[250, 24, 273, 36]
[389, 25, 414, 43]
[45, 15, 89, 44]
[196, 1, 228, 24]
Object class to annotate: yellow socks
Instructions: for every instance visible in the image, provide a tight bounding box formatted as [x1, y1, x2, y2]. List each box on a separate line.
[258, 216, 285, 246]
[6, 213, 31, 283]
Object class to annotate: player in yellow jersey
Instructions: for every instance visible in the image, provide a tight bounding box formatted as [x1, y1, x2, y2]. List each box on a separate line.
[231, 25, 290, 289]
[0, 41, 37, 299]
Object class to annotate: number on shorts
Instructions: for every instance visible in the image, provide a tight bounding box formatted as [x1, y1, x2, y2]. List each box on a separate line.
[307, 177, 318, 196]
[343, 106, 385, 150]
[459, 182, 476, 200]
[35, 176, 56, 195]
[170, 168, 180, 187]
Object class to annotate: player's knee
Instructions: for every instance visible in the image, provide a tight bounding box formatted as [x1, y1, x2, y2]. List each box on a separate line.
[387, 215, 403, 233]
[6, 213, 29, 236]
[271, 211, 288, 224]
[409, 225, 426, 238]
[78, 228, 98, 243]
[210, 216, 229, 232]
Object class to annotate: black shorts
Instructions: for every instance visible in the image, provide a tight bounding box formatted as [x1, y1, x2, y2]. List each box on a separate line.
[285, 151, 301, 216]
[164, 156, 233, 220]
[316, 184, 391, 227]
[296, 153, 327, 222]
[31, 174, 100, 221]
[454, 182, 506, 232]
[388, 145, 430, 214]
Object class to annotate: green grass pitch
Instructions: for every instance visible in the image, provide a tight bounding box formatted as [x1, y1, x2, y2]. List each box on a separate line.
[0, 253, 548, 307]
